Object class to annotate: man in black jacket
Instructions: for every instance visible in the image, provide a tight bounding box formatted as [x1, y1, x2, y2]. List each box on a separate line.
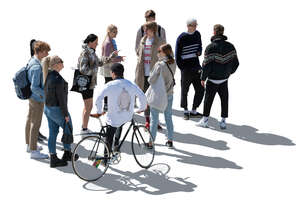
[196, 24, 239, 129]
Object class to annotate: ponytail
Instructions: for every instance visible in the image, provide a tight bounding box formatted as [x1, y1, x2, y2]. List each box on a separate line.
[160, 44, 175, 64]
[42, 57, 51, 85]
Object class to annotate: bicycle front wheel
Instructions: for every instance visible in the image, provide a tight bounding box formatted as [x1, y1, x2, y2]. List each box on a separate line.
[72, 135, 110, 182]
[131, 125, 155, 169]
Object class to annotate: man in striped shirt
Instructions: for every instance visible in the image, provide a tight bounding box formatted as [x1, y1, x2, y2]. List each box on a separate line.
[175, 18, 205, 120]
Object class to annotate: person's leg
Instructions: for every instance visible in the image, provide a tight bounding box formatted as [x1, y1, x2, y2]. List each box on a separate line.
[203, 81, 218, 117]
[106, 126, 117, 153]
[29, 99, 44, 151]
[191, 71, 205, 111]
[217, 81, 229, 118]
[164, 95, 174, 141]
[46, 114, 59, 155]
[114, 125, 123, 147]
[180, 70, 192, 111]
[150, 107, 159, 142]
[25, 99, 33, 145]
[82, 96, 93, 129]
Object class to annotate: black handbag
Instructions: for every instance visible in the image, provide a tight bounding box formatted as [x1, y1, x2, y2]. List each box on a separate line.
[70, 69, 92, 93]
[61, 121, 73, 144]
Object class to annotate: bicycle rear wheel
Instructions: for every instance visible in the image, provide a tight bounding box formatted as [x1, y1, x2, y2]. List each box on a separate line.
[72, 135, 110, 182]
[131, 125, 155, 169]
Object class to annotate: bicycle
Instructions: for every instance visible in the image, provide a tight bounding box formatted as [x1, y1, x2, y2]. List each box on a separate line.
[71, 114, 155, 182]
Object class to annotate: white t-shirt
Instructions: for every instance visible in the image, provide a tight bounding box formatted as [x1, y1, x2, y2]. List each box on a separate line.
[144, 37, 154, 76]
[95, 79, 147, 127]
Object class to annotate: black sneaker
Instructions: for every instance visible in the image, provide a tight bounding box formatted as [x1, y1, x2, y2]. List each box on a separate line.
[183, 113, 190, 120]
[62, 150, 79, 161]
[145, 142, 153, 149]
[157, 124, 163, 131]
[189, 112, 203, 118]
[50, 154, 67, 168]
[165, 141, 174, 149]
[38, 132, 47, 142]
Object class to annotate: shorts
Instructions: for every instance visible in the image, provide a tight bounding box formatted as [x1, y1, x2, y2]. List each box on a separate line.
[81, 89, 94, 100]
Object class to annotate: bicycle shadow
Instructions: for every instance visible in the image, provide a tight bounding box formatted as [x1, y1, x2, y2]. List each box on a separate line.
[133, 114, 229, 150]
[82, 163, 197, 195]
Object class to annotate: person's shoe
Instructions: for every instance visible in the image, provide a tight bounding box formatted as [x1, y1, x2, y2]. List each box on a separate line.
[196, 117, 209, 128]
[219, 120, 227, 130]
[157, 124, 163, 131]
[183, 112, 190, 120]
[145, 122, 150, 130]
[103, 104, 108, 112]
[30, 150, 49, 159]
[189, 112, 203, 118]
[145, 142, 153, 149]
[80, 128, 93, 138]
[165, 141, 174, 149]
[62, 150, 79, 162]
[26, 145, 43, 153]
[50, 154, 68, 168]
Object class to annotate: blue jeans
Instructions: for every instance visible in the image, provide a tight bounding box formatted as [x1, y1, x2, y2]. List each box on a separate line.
[44, 106, 72, 154]
[150, 95, 174, 142]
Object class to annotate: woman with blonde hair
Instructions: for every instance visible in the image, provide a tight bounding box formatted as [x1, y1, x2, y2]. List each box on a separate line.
[43, 56, 78, 168]
[146, 44, 176, 149]
[100, 25, 124, 111]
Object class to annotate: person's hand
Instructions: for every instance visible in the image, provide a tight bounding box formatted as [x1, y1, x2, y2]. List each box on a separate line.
[201, 80, 205, 87]
[90, 112, 105, 118]
[65, 116, 70, 122]
[120, 56, 126, 61]
[197, 52, 201, 56]
[110, 50, 119, 58]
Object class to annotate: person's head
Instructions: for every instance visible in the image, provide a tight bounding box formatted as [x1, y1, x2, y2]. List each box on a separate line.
[213, 24, 224, 36]
[144, 21, 157, 38]
[186, 18, 198, 33]
[34, 41, 51, 60]
[30, 39, 36, 57]
[145, 10, 156, 22]
[84, 34, 98, 49]
[158, 44, 175, 64]
[42, 55, 64, 84]
[107, 24, 118, 39]
[110, 63, 124, 79]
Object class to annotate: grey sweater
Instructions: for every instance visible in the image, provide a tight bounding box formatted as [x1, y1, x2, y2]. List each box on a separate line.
[148, 59, 176, 96]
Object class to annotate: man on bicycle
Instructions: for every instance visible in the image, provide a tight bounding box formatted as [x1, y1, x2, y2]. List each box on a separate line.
[91, 63, 147, 161]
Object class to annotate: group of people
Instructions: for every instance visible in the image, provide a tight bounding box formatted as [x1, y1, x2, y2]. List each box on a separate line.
[23, 9, 239, 168]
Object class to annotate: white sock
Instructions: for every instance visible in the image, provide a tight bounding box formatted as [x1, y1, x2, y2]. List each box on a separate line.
[184, 109, 189, 114]
[203, 116, 208, 121]
[221, 117, 226, 122]
[191, 110, 197, 114]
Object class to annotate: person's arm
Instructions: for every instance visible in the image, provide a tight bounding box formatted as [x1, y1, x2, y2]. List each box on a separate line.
[197, 32, 203, 56]
[55, 80, 68, 118]
[229, 45, 239, 75]
[201, 45, 214, 81]
[175, 35, 183, 70]
[97, 51, 118, 67]
[148, 62, 161, 85]
[95, 85, 109, 114]
[30, 65, 44, 100]
[78, 53, 90, 74]
[135, 86, 147, 112]
[135, 28, 143, 55]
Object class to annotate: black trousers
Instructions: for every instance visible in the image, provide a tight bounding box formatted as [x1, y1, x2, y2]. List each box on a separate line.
[106, 125, 123, 153]
[203, 80, 229, 118]
[104, 77, 113, 105]
[180, 69, 205, 110]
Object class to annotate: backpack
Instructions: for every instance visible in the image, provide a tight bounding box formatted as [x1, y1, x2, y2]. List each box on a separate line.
[117, 87, 131, 112]
[13, 62, 32, 100]
[141, 25, 161, 37]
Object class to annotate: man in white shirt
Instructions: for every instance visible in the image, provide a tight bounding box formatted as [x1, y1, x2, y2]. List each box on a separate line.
[92, 63, 147, 155]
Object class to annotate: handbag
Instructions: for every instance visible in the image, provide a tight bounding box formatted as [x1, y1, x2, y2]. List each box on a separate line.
[70, 69, 92, 93]
[61, 121, 73, 144]
[145, 71, 168, 112]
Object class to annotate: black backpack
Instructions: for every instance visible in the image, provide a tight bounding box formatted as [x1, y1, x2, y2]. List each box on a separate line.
[141, 25, 161, 37]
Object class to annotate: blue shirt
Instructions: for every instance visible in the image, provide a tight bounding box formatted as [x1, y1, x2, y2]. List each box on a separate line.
[27, 57, 44, 102]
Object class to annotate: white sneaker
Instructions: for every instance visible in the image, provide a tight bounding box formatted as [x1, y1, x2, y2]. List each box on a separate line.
[196, 117, 209, 128]
[80, 128, 94, 138]
[219, 120, 227, 130]
[30, 150, 49, 159]
[26, 145, 43, 153]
